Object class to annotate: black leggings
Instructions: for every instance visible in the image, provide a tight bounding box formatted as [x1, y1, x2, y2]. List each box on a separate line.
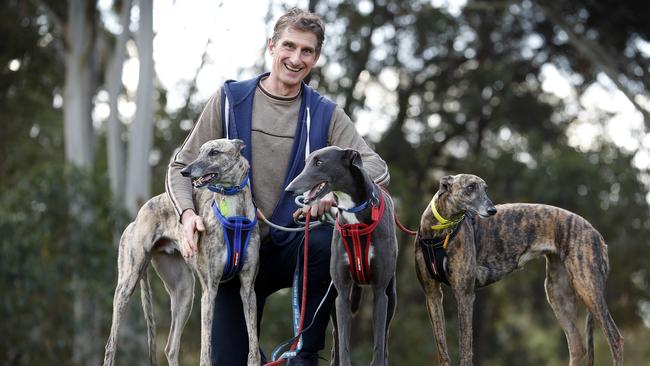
[210, 225, 335, 365]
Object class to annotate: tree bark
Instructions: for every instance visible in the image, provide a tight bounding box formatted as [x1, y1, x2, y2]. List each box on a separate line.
[65, 2, 101, 364]
[124, 0, 154, 216]
[106, 0, 132, 204]
[64, 0, 95, 167]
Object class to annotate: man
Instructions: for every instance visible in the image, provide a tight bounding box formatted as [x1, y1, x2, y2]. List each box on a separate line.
[166, 8, 389, 365]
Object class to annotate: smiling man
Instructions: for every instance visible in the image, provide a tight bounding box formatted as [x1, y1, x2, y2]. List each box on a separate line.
[166, 8, 389, 366]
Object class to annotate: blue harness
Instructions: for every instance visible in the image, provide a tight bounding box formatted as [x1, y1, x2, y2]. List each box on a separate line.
[209, 175, 257, 282]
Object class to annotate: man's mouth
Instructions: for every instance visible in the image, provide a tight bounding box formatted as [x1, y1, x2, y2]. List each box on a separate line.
[303, 181, 328, 204]
[192, 173, 217, 188]
[285, 64, 303, 73]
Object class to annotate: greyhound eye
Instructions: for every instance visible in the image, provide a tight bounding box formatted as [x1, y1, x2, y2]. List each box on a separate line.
[209, 149, 219, 156]
[466, 183, 476, 193]
[315, 159, 323, 167]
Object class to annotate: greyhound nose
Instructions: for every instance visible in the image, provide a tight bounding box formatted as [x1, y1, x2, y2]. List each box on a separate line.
[487, 206, 497, 216]
[180, 166, 192, 177]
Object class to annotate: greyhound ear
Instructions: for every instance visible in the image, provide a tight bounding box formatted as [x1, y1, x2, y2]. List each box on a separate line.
[344, 149, 363, 170]
[439, 175, 454, 193]
[231, 139, 246, 152]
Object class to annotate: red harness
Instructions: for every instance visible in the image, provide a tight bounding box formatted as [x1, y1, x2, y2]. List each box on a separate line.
[335, 193, 386, 285]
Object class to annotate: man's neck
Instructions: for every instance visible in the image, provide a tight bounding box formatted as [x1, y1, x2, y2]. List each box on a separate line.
[260, 76, 301, 99]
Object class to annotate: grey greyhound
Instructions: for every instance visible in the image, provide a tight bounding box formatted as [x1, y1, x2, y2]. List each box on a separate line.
[415, 174, 623, 366]
[102, 139, 260, 366]
[285, 146, 398, 366]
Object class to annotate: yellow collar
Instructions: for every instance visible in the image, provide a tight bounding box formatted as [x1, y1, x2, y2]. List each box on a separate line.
[430, 193, 465, 230]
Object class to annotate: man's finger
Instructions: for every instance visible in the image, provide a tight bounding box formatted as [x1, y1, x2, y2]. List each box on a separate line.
[180, 238, 189, 258]
[196, 218, 205, 232]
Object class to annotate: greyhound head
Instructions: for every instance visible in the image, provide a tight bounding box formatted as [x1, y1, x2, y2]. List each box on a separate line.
[285, 146, 373, 205]
[180, 138, 248, 188]
[437, 174, 497, 218]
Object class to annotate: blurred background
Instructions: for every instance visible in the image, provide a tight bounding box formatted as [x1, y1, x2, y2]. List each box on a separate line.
[2, 0, 650, 364]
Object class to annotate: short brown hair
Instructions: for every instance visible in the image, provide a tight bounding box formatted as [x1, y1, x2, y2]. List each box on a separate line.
[272, 7, 325, 54]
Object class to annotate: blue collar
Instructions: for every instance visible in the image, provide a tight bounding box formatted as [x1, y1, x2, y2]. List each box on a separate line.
[340, 185, 379, 214]
[207, 174, 249, 195]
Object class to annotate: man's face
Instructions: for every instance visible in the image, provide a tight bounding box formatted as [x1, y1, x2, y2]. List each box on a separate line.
[267, 27, 320, 96]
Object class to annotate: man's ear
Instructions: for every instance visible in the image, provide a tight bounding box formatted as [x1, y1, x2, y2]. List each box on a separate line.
[267, 37, 275, 55]
[439, 175, 454, 193]
[232, 139, 246, 152]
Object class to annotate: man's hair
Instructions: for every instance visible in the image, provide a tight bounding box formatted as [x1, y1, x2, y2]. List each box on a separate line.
[272, 7, 325, 54]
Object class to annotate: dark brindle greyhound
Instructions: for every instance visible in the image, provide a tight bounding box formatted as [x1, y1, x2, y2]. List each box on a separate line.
[103, 139, 260, 366]
[416, 174, 623, 366]
[285, 146, 398, 366]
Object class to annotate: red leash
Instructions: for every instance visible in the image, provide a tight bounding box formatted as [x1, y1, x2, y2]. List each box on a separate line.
[264, 215, 310, 366]
[394, 211, 417, 236]
[378, 186, 418, 236]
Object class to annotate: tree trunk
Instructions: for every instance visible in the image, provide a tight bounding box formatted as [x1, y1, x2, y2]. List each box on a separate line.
[106, 0, 132, 204]
[124, 0, 154, 216]
[65, 1, 100, 364]
[64, 0, 95, 167]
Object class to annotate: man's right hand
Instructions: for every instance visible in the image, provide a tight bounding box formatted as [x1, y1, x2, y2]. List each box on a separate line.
[180, 209, 205, 258]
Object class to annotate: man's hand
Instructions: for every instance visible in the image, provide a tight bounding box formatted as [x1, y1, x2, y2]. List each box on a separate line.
[293, 192, 337, 220]
[180, 209, 205, 258]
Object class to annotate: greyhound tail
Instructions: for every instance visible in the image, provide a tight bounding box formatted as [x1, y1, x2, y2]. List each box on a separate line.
[585, 311, 594, 366]
[140, 269, 157, 366]
[350, 283, 362, 315]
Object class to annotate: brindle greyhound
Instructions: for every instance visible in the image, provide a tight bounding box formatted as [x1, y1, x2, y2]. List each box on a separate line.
[285, 146, 398, 366]
[103, 139, 260, 366]
[416, 174, 623, 366]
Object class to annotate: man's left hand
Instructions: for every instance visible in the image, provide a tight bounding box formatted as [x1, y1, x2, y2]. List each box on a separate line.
[293, 192, 337, 220]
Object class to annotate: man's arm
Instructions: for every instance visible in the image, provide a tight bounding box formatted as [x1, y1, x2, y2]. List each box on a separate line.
[327, 107, 390, 186]
[166, 91, 224, 220]
[166, 91, 223, 256]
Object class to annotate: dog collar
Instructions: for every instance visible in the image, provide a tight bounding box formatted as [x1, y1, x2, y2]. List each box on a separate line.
[339, 185, 380, 216]
[208, 174, 249, 195]
[430, 193, 465, 230]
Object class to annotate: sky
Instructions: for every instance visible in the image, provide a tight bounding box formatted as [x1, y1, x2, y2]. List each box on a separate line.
[102, 0, 650, 170]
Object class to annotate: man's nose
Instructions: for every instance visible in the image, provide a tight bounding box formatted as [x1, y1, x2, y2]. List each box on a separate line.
[289, 50, 301, 64]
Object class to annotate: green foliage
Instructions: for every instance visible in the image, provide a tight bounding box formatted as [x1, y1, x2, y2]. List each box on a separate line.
[0, 163, 127, 364]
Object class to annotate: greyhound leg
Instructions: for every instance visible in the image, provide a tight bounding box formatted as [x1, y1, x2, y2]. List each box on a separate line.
[564, 256, 624, 365]
[454, 288, 475, 366]
[330, 309, 339, 366]
[544, 255, 586, 366]
[335, 280, 353, 366]
[103, 234, 149, 366]
[370, 283, 389, 366]
[151, 251, 195, 366]
[423, 280, 450, 366]
[239, 267, 260, 365]
[197, 279, 217, 366]
[383, 277, 397, 364]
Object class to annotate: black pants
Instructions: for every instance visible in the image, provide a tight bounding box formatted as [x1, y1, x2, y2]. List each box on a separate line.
[211, 225, 335, 365]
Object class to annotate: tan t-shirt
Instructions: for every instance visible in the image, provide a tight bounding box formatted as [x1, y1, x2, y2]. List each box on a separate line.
[166, 81, 390, 241]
